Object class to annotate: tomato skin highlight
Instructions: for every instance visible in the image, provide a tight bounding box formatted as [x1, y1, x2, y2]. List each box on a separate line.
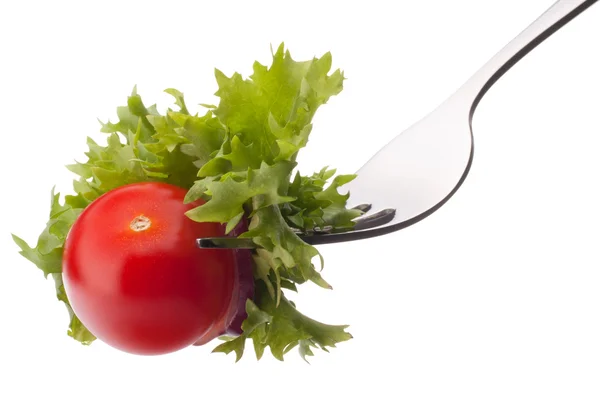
[62, 182, 237, 355]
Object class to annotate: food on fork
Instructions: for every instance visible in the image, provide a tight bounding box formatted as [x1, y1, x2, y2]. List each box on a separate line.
[12, 44, 363, 362]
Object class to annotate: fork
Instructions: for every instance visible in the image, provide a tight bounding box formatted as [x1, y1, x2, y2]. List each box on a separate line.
[198, 0, 597, 250]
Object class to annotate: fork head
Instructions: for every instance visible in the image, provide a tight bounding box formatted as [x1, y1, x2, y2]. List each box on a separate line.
[198, 99, 474, 249]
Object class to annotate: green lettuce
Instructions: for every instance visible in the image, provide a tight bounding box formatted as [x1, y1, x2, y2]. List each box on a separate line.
[13, 43, 360, 362]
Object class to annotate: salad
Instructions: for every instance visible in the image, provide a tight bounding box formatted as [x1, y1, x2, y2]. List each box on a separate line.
[12, 44, 363, 362]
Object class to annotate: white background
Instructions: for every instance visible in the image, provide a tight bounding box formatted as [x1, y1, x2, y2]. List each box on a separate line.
[1, 1, 599, 399]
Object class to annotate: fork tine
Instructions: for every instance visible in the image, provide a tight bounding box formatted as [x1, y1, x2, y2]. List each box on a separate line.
[352, 203, 372, 213]
[197, 237, 257, 249]
[351, 208, 396, 231]
[197, 207, 397, 249]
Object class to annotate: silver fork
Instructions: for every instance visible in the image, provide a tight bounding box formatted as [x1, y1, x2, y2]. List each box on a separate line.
[198, 0, 597, 250]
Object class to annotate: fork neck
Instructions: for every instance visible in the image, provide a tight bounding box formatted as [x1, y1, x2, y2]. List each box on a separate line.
[453, 0, 597, 120]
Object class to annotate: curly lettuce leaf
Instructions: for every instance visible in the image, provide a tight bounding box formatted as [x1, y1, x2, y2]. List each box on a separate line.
[185, 44, 358, 360]
[213, 281, 352, 363]
[185, 43, 344, 202]
[283, 167, 363, 231]
[13, 188, 95, 343]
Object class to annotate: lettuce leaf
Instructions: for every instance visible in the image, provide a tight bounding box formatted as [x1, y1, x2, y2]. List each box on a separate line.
[213, 282, 353, 363]
[13, 43, 359, 361]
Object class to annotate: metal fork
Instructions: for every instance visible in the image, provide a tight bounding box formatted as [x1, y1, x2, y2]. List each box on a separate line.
[198, 0, 597, 250]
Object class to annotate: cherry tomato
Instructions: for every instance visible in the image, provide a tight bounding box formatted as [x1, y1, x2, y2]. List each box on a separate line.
[63, 182, 237, 355]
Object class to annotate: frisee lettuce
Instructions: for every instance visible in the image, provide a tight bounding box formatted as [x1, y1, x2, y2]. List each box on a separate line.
[13, 43, 361, 362]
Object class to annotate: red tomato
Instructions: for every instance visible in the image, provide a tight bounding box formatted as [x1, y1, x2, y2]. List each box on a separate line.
[63, 182, 237, 355]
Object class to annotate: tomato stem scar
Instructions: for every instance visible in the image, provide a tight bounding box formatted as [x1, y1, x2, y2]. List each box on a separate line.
[130, 215, 151, 232]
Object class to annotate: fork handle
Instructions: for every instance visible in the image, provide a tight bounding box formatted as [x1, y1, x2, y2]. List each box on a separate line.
[457, 0, 597, 115]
